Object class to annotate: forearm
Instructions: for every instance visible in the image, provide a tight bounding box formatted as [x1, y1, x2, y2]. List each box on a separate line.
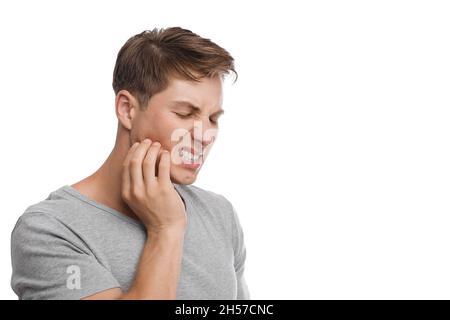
[119, 227, 186, 300]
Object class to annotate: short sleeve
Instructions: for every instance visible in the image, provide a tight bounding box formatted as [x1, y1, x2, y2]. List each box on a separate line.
[230, 204, 250, 300]
[10, 212, 121, 300]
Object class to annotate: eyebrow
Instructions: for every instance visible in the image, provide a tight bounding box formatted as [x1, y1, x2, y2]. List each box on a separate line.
[171, 100, 225, 117]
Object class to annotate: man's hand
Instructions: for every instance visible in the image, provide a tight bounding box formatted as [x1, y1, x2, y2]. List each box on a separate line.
[121, 138, 187, 233]
[83, 138, 187, 300]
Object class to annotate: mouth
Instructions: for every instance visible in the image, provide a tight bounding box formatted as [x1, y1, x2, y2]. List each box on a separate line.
[178, 146, 203, 169]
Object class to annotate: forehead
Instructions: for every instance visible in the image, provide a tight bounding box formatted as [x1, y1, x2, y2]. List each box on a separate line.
[160, 74, 224, 108]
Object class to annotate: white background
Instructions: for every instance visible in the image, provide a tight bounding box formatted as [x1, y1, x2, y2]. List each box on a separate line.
[1, 0, 449, 299]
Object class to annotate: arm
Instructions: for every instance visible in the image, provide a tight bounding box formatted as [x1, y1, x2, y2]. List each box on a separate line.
[120, 227, 185, 299]
[230, 202, 250, 300]
[83, 139, 187, 300]
[83, 227, 185, 300]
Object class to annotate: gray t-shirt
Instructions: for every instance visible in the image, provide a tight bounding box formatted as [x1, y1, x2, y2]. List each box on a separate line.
[10, 183, 250, 300]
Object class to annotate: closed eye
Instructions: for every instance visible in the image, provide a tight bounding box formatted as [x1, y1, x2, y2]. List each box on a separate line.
[174, 112, 221, 124]
[175, 112, 192, 118]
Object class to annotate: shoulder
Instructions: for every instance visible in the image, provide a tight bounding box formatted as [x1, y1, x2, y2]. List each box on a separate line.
[174, 183, 242, 234]
[175, 183, 234, 212]
[17, 186, 77, 224]
[11, 186, 90, 254]
[11, 211, 85, 249]
[179, 185, 247, 256]
[13, 192, 67, 241]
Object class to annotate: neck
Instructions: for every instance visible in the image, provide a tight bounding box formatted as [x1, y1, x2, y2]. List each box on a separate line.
[73, 125, 140, 222]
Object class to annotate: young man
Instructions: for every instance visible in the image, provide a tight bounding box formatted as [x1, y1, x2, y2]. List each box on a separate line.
[10, 27, 250, 300]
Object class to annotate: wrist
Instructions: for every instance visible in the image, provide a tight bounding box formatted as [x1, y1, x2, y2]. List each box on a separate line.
[146, 224, 186, 239]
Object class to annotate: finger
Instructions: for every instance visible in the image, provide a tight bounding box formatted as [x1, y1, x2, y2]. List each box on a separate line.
[122, 142, 140, 196]
[158, 149, 171, 185]
[143, 141, 161, 185]
[154, 149, 164, 177]
[123, 141, 141, 167]
[129, 139, 152, 192]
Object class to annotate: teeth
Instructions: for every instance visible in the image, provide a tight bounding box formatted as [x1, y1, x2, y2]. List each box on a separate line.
[179, 149, 202, 162]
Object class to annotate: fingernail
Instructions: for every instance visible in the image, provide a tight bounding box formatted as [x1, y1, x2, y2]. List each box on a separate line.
[143, 138, 151, 144]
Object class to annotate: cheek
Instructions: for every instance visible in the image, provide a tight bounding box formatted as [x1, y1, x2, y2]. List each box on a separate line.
[152, 116, 189, 150]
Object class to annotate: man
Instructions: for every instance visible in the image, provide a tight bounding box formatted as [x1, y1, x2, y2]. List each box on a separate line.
[10, 27, 250, 300]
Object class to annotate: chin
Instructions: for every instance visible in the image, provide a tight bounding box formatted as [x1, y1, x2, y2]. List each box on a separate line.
[170, 166, 199, 185]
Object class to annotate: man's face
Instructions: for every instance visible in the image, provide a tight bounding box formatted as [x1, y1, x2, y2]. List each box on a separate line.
[129, 74, 224, 185]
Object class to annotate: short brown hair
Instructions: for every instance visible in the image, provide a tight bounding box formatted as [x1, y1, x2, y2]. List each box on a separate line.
[112, 27, 237, 110]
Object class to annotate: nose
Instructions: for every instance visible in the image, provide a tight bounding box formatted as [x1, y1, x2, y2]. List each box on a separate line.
[189, 118, 217, 150]
[201, 135, 215, 148]
[190, 132, 215, 150]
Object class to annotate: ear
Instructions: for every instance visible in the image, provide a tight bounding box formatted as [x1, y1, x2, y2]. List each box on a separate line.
[115, 90, 138, 130]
